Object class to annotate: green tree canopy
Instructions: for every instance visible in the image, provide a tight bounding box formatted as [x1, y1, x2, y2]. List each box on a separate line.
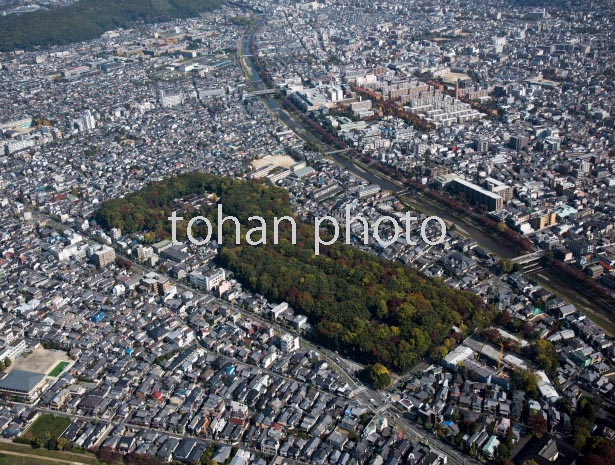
[361, 363, 392, 389]
[0, 0, 221, 52]
[96, 173, 498, 373]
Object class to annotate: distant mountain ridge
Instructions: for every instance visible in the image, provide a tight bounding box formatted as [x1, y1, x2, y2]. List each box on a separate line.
[509, 0, 569, 5]
[0, 0, 221, 52]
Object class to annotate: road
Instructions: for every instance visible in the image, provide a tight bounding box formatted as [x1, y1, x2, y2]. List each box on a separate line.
[9, 22, 480, 465]
[25, 207, 357, 395]
[20, 183, 478, 465]
[243, 18, 484, 465]
[348, 379, 478, 465]
[235, 19, 483, 464]
[33, 407, 310, 465]
[238, 18, 520, 261]
[237, 15, 615, 337]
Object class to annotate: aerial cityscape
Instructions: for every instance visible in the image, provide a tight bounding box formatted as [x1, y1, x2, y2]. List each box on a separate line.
[0, 0, 615, 465]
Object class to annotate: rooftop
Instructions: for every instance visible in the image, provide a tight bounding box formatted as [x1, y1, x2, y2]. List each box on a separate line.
[0, 370, 45, 393]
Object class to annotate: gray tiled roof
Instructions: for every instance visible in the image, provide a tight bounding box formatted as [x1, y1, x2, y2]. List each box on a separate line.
[0, 370, 45, 392]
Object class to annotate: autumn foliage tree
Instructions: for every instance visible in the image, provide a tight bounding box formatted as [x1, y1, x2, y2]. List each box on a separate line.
[361, 363, 392, 389]
[582, 437, 615, 465]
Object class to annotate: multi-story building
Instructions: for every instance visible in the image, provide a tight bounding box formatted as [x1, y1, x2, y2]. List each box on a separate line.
[450, 178, 504, 211]
[357, 185, 381, 199]
[484, 177, 513, 201]
[280, 333, 300, 353]
[567, 235, 594, 258]
[530, 211, 557, 231]
[0, 339, 26, 362]
[141, 272, 170, 295]
[90, 245, 116, 268]
[189, 268, 226, 292]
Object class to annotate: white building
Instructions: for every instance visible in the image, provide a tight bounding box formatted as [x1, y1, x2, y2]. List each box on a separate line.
[280, 333, 300, 353]
[293, 315, 309, 330]
[270, 302, 288, 320]
[72, 110, 96, 132]
[160, 90, 184, 108]
[189, 268, 226, 292]
[5, 138, 35, 154]
[49, 242, 85, 262]
[0, 339, 27, 362]
[535, 370, 561, 403]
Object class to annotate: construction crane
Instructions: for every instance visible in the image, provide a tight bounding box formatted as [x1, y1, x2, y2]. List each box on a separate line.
[497, 341, 504, 370]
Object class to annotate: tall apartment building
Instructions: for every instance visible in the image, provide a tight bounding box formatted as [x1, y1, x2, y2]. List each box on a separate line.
[530, 211, 557, 231]
[451, 178, 504, 211]
[406, 94, 484, 127]
[89, 245, 116, 268]
[474, 137, 490, 153]
[484, 177, 513, 201]
[141, 272, 170, 295]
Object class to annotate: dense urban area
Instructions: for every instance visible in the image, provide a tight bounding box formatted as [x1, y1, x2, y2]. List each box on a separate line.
[1, 1, 615, 465]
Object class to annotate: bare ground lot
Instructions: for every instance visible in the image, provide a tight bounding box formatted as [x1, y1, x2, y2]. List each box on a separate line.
[251, 154, 296, 169]
[439, 71, 471, 83]
[12, 347, 67, 375]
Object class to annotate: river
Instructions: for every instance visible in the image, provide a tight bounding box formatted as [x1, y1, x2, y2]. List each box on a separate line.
[237, 18, 615, 336]
[329, 153, 520, 258]
[240, 25, 519, 259]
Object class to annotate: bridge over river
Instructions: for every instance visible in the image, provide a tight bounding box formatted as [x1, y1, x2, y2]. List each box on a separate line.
[511, 250, 545, 265]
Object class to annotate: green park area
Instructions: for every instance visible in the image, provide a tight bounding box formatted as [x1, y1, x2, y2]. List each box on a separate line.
[11, 415, 107, 464]
[96, 172, 497, 374]
[20, 414, 71, 443]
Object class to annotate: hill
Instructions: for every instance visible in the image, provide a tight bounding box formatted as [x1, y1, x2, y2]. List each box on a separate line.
[0, 0, 221, 52]
[95, 172, 496, 372]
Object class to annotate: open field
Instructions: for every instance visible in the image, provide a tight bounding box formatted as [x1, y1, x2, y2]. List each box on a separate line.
[48, 361, 70, 377]
[21, 414, 71, 442]
[12, 348, 67, 375]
